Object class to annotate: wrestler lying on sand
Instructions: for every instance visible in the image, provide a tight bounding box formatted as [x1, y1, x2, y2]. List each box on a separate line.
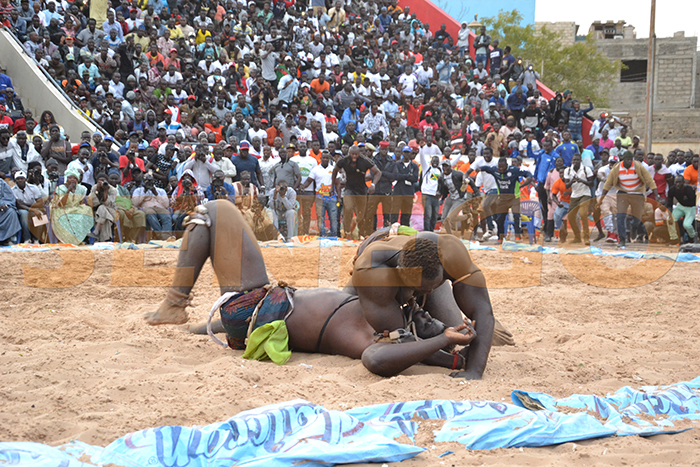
[147, 200, 511, 379]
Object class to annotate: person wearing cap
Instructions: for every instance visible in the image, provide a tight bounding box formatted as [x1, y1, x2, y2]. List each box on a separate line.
[11, 170, 43, 243]
[597, 150, 658, 248]
[589, 112, 608, 141]
[232, 140, 264, 189]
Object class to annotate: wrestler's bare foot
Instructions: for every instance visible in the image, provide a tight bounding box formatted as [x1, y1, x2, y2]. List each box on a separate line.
[492, 318, 515, 346]
[144, 304, 189, 325]
[145, 289, 192, 325]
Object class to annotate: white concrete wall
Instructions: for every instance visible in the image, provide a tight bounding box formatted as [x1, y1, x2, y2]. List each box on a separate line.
[0, 29, 99, 142]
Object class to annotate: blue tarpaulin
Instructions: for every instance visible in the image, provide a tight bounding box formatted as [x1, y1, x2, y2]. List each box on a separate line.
[2, 378, 699, 466]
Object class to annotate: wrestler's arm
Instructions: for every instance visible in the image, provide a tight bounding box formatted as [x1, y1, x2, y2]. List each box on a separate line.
[362, 324, 475, 377]
[438, 234, 495, 379]
[451, 273, 494, 379]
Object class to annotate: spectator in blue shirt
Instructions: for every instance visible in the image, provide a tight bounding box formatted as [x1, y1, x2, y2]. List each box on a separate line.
[338, 100, 360, 136]
[506, 87, 527, 126]
[232, 140, 264, 188]
[230, 94, 254, 116]
[562, 97, 594, 141]
[205, 170, 236, 203]
[378, 7, 392, 31]
[553, 131, 580, 166]
[436, 57, 457, 83]
[527, 139, 557, 240]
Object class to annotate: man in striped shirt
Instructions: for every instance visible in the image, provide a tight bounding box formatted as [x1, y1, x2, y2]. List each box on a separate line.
[597, 150, 658, 247]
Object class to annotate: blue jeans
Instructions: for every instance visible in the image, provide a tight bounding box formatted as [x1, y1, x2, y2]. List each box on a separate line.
[569, 130, 583, 141]
[616, 193, 645, 243]
[481, 189, 499, 231]
[316, 197, 338, 237]
[423, 194, 439, 231]
[172, 213, 187, 231]
[475, 53, 487, 65]
[146, 213, 172, 232]
[18, 209, 31, 242]
[554, 202, 570, 229]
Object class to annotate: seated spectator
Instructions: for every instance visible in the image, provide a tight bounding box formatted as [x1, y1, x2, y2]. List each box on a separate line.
[87, 172, 118, 241]
[130, 171, 171, 240]
[170, 169, 203, 231]
[205, 169, 236, 203]
[233, 170, 279, 241]
[50, 167, 94, 244]
[270, 179, 296, 241]
[11, 169, 43, 243]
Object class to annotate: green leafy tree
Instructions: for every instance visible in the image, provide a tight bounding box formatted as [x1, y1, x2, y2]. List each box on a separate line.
[482, 10, 621, 105]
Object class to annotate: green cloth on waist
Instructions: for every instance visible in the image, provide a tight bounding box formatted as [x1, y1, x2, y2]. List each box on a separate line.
[242, 320, 291, 365]
[397, 225, 418, 236]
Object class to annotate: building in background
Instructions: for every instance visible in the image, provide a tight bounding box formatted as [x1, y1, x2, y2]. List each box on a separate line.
[538, 20, 700, 152]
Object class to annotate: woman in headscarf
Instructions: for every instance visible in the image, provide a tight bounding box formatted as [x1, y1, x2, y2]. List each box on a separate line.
[50, 167, 94, 244]
[170, 169, 204, 232]
[87, 172, 118, 242]
[0, 178, 22, 246]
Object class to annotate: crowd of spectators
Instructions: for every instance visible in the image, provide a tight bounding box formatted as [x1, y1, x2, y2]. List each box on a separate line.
[0, 0, 697, 246]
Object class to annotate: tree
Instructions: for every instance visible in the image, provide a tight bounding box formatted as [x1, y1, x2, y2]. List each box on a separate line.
[482, 10, 621, 105]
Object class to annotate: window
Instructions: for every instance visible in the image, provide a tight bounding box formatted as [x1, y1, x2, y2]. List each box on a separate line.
[620, 60, 647, 83]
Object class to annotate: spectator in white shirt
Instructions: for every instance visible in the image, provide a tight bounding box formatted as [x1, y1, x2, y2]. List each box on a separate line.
[398, 65, 419, 97]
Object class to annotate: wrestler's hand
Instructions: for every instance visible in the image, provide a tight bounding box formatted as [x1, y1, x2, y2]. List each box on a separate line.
[443, 322, 476, 346]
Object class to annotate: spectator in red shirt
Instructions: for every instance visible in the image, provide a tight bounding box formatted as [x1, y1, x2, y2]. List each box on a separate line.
[418, 111, 438, 136]
[119, 143, 146, 185]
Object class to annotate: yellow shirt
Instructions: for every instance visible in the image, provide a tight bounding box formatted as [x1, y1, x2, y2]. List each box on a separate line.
[168, 26, 184, 40]
[195, 29, 211, 45]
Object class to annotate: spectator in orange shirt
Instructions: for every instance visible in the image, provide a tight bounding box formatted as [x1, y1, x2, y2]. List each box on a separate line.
[309, 75, 330, 96]
[266, 117, 284, 146]
[308, 138, 323, 163]
[683, 154, 698, 187]
[551, 166, 572, 242]
[204, 116, 225, 143]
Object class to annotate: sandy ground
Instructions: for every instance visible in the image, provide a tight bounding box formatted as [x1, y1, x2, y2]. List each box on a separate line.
[1, 243, 700, 466]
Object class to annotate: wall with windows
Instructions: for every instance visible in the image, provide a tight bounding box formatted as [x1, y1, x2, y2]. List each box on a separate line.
[596, 35, 698, 111]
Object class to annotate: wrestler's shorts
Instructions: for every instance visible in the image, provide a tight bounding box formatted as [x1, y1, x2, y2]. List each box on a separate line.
[220, 287, 293, 350]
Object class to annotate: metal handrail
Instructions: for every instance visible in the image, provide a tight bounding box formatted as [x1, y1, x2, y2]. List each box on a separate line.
[2, 26, 111, 136]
